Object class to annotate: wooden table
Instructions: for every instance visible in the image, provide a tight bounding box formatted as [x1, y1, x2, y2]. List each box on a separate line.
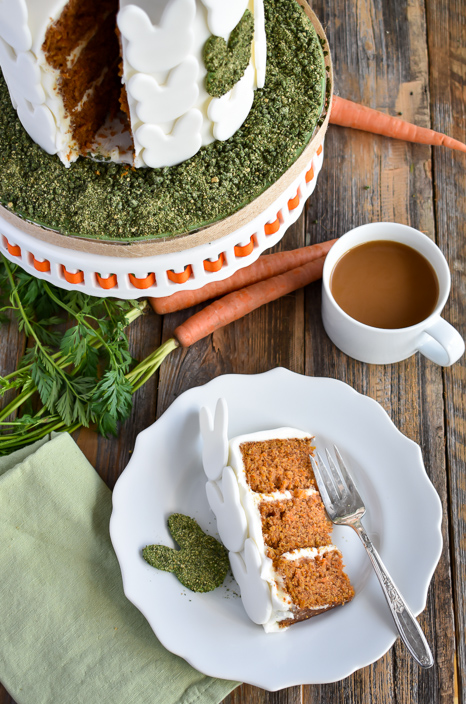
[1, 0, 464, 701]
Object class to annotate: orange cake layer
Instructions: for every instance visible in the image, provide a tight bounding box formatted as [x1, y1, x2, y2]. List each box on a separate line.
[259, 491, 332, 558]
[240, 438, 317, 493]
[43, 0, 122, 152]
[275, 549, 355, 627]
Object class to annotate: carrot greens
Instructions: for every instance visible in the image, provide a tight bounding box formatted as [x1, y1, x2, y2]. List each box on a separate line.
[0, 256, 174, 454]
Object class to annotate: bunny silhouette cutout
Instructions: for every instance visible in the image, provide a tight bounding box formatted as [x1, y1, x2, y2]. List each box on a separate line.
[0, 0, 31, 53]
[199, 398, 229, 481]
[206, 466, 247, 552]
[202, 0, 249, 38]
[16, 97, 57, 155]
[0, 38, 44, 105]
[229, 539, 273, 625]
[136, 109, 202, 168]
[208, 63, 254, 142]
[142, 514, 229, 592]
[203, 9, 254, 98]
[118, 0, 195, 73]
[128, 57, 199, 124]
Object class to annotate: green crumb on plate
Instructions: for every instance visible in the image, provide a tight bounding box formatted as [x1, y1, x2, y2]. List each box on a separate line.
[142, 514, 229, 593]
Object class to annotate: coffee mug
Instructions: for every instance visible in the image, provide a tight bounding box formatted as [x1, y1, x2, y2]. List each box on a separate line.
[321, 222, 465, 365]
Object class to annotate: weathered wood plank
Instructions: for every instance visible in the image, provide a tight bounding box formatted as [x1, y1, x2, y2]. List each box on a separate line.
[300, 0, 455, 703]
[424, 0, 466, 700]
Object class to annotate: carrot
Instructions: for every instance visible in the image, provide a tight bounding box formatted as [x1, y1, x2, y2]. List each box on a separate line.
[149, 239, 336, 315]
[330, 95, 466, 153]
[174, 256, 326, 348]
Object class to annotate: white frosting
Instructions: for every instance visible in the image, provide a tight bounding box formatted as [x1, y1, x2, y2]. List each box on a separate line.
[0, 0, 266, 168]
[136, 108, 203, 168]
[229, 539, 273, 626]
[205, 466, 248, 552]
[202, 0, 249, 37]
[199, 398, 229, 482]
[0, 36, 44, 104]
[208, 63, 255, 142]
[0, 0, 31, 53]
[15, 96, 58, 154]
[128, 58, 199, 124]
[117, 1, 195, 73]
[200, 400, 330, 632]
[253, 0, 266, 88]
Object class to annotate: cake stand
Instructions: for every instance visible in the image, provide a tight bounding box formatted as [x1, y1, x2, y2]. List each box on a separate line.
[0, 1, 331, 300]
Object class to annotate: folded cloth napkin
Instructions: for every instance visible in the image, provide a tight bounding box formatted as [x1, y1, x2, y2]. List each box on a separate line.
[0, 433, 238, 704]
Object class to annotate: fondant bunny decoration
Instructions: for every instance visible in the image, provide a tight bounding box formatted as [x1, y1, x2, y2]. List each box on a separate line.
[136, 109, 202, 168]
[0, 37, 45, 105]
[117, 0, 196, 73]
[208, 64, 255, 142]
[16, 98, 58, 154]
[0, 0, 31, 53]
[205, 467, 248, 552]
[199, 398, 229, 481]
[128, 58, 199, 124]
[201, 0, 249, 38]
[229, 539, 273, 625]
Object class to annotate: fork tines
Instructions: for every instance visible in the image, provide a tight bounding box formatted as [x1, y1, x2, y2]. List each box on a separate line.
[309, 445, 365, 518]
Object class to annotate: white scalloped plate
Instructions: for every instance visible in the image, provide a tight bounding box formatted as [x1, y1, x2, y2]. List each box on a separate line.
[110, 368, 442, 690]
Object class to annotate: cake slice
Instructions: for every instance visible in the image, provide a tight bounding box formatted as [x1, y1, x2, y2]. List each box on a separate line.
[200, 404, 354, 632]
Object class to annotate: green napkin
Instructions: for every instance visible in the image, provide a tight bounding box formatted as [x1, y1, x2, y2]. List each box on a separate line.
[0, 433, 238, 704]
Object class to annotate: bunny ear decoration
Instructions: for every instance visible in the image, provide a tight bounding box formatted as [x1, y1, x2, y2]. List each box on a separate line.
[201, 0, 249, 38]
[199, 398, 229, 481]
[118, 0, 196, 73]
[0, 0, 31, 53]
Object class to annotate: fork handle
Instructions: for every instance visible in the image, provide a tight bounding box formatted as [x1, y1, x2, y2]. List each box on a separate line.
[352, 519, 434, 669]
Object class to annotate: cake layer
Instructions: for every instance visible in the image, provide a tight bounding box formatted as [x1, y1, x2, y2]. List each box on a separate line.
[240, 436, 317, 493]
[259, 490, 332, 558]
[274, 546, 355, 626]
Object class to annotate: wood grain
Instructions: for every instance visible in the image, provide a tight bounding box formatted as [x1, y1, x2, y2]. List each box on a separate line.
[0, 0, 463, 702]
[425, 0, 466, 701]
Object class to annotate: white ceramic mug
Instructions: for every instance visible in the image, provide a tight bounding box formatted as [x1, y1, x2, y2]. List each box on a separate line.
[321, 222, 465, 365]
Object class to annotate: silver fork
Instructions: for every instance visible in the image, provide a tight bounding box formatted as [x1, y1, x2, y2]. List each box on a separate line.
[310, 446, 434, 669]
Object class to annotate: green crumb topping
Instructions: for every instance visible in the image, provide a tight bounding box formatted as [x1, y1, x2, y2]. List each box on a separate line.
[204, 10, 254, 98]
[0, 0, 327, 242]
[142, 514, 229, 593]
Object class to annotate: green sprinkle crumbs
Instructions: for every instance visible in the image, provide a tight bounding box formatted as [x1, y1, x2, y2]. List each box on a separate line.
[204, 10, 254, 98]
[143, 514, 229, 593]
[0, 0, 327, 242]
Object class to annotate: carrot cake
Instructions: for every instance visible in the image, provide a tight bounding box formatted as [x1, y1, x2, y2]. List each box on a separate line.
[0, 0, 266, 168]
[0, 0, 328, 241]
[201, 416, 354, 631]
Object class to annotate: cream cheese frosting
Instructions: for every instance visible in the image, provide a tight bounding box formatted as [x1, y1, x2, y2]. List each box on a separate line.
[0, 0, 266, 168]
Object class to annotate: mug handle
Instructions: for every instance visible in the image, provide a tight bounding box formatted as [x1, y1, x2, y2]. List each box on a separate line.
[417, 318, 465, 366]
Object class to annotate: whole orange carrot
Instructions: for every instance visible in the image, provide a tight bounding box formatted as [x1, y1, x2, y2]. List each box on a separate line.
[174, 256, 326, 348]
[150, 239, 336, 315]
[330, 95, 466, 153]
